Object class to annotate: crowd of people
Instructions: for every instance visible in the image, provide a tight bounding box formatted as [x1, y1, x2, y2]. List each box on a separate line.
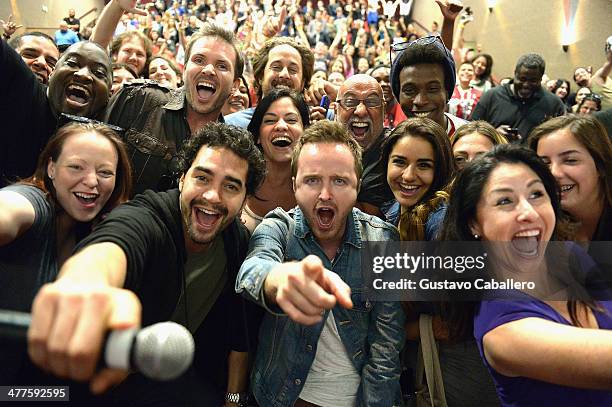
[1, 0, 611, 406]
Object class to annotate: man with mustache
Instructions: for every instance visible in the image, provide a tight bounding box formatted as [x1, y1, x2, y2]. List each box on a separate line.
[225, 36, 315, 128]
[27, 123, 266, 406]
[1, 37, 111, 187]
[237, 120, 405, 407]
[335, 74, 395, 217]
[472, 53, 566, 141]
[92, 0, 243, 194]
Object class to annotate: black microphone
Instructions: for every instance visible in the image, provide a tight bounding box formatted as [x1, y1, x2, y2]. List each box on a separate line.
[0, 310, 195, 381]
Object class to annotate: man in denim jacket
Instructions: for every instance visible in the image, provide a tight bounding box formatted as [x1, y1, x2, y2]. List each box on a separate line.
[237, 121, 405, 407]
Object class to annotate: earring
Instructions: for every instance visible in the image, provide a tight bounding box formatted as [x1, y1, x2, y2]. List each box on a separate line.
[473, 234, 480, 240]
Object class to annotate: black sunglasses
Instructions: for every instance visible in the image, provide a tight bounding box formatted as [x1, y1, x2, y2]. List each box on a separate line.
[58, 113, 125, 135]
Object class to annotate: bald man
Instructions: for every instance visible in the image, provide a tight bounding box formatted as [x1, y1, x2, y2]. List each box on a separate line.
[334, 74, 395, 216]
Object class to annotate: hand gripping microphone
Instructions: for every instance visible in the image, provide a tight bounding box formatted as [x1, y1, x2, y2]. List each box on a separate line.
[0, 310, 195, 381]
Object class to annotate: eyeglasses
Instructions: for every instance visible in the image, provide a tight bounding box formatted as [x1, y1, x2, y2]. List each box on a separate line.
[58, 113, 125, 135]
[336, 96, 383, 109]
[390, 35, 451, 65]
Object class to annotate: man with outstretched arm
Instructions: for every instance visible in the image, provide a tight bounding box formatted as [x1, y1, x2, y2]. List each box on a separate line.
[28, 123, 266, 406]
[237, 121, 405, 407]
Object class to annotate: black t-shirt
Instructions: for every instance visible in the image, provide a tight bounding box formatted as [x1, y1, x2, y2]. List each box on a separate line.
[0, 39, 57, 186]
[357, 128, 395, 211]
[75, 189, 256, 403]
[63, 16, 80, 31]
[472, 83, 567, 140]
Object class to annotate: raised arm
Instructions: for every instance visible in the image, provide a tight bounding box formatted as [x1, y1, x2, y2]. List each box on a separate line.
[91, 0, 147, 49]
[435, 0, 463, 51]
[483, 316, 612, 389]
[0, 190, 35, 246]
[591, 48, 612, 87]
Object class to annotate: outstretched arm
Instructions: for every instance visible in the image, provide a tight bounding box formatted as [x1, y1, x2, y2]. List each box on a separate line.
[484, 315, 612, 389]
[0, 190, 35, 246]
[28, 242, 137, 394]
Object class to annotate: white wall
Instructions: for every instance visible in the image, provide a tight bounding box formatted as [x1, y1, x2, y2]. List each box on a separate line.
[0, 0, 105, 37]
[410, 0, 612, 82]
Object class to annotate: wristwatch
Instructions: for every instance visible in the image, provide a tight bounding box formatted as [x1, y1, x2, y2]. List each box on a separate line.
[225, 392, 248, 406]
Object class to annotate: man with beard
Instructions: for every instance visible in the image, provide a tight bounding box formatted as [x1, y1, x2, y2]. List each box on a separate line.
[93, 0, 243, 194]
[472, 53, 566, 141]
[335, 74, 395, 216]
[27, 123, 266, 406]
[225, 36, 315, 128]
[236, 120, 404, 407]
[0, 39, 111, 187]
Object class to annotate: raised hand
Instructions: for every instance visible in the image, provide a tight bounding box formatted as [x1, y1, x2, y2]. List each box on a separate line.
[114, 0, 148, 16]
[1, 15, 23, 37]
[261, 5, 288, 38]
[435, 0, 464, 21]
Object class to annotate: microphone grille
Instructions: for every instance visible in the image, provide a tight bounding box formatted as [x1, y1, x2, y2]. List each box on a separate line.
[134, 322, 195, 380]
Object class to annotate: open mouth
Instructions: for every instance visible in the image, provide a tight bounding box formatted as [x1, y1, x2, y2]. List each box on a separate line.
[271, 135, 293, 148]
[73, 192, 98, 206]
[560, 184, 575, 196]
[411, 110, 434, 118]
[511, 229, 541, 257]
[194, 207, 221, 229]
[65, 84, 91, 107]
[350, 122, 369, 139]
[315, 207, 335, 230]
[271, 80, 294, 90]
[230, 99, 245, 109]
[398, 183, 421, 197]
[196, 81, 217, 100]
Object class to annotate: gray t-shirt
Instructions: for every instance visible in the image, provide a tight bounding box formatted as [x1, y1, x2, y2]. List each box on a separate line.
[0, 185, 56, 311]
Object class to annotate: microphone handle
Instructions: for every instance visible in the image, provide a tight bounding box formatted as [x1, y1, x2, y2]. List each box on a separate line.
[0, 310, 30, 342]
[0, 310, 134, 370]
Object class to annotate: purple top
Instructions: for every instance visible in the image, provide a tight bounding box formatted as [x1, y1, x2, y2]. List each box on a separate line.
[474, 299, 612, 407]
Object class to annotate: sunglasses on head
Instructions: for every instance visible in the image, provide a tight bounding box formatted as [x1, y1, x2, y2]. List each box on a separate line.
[389, 35, 451, 65]
[58, 113, 125, 135]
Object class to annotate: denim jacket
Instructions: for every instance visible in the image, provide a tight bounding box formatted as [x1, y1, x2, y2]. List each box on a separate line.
[236, 207, 405, 407]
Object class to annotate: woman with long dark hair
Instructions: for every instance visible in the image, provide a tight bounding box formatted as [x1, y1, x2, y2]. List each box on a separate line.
[381, 117, 455, 240]
[441, 144, 612, 406]
[242, 87, 310, 232]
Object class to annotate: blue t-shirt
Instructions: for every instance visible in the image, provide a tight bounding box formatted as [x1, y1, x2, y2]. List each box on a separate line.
[54, 29, 79, 46]
[474, 299, 612, 407]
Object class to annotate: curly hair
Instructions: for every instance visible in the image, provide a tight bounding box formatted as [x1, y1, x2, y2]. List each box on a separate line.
[177, 122, 266, 196]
